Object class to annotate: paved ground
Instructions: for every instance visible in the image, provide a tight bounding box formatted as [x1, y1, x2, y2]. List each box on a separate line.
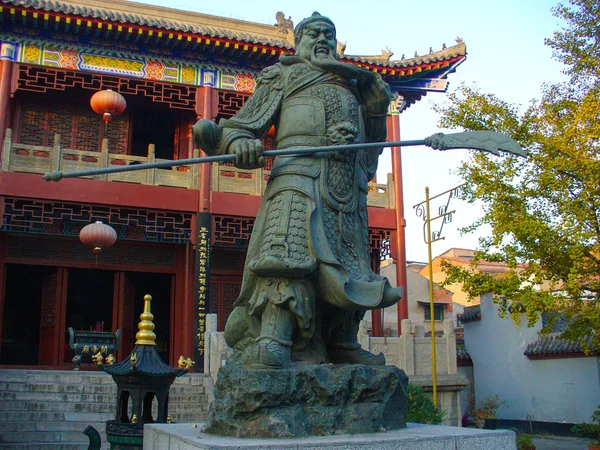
[532, 435, 590, 449]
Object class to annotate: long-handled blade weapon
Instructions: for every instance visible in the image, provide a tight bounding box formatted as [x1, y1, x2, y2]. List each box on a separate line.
[42, 130, 525, 182]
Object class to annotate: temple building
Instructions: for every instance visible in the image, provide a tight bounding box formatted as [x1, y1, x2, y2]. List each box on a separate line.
[0, 0, 466, 369]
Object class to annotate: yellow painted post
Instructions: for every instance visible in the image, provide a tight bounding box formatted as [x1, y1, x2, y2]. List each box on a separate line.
[425, 187, 438, 407]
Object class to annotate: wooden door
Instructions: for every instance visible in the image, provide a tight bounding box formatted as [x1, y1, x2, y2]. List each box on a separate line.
[38, 268, 67, 365]
[114, 272, 136, 358]
[209, 275, 242, 331]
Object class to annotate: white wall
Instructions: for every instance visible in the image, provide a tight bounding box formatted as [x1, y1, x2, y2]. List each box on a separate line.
[465, 292, 600, 424]
[458, 364, 474, 417]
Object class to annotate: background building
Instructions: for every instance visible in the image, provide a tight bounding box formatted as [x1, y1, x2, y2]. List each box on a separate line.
[364, 260, 455, 336]
[463, 291, 600, 430]
[0, 0, 466, 369]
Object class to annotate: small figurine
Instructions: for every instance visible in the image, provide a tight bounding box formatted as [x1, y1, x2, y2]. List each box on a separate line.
[131, 414, 137, 424]
[91, 352, 103, 365]
[130, 353, 137, 367]
[166, 415, 172, 424]
[106, 353, 116, 365]
[177, 355, 186, 369]
[185, 358, 195, 369]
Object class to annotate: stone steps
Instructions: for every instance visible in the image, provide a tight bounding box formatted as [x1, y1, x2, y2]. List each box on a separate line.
[0, 369, 213, 448]
[0, 382, 117, 394]
[0, 400, 114, 412]
[1, 391, 116, 403]
[0, 430, 103, 443]
[0, 372, 112, 383]
[0, 442, 93, 450]
[0, 420, 108, 433]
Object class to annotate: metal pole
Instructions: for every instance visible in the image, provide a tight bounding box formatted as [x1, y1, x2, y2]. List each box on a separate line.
[425, 187, 438, 407]
[42, 130, 525, 183]
[42, 140, 426, 182]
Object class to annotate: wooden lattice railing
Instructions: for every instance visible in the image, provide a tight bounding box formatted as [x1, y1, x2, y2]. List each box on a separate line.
[1, 129, 199, 189]
[211, 164, 395, 208]
[1, 128, 395, 208]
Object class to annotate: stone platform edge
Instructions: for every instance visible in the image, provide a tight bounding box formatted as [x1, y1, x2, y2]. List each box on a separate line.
[143, 422, 516, 450]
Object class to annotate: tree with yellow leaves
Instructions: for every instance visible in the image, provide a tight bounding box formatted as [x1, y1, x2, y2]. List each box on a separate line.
[435, 0, 599, 349]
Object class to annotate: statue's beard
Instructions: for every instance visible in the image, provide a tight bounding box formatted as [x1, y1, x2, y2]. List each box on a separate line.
[310, 46, 342, 72]
[311, 49, 375, 86]
[285, 44, 376, 86]
[311, 45, 338, 63]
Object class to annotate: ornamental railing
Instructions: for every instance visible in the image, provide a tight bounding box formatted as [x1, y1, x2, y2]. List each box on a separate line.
[1, 128, 394, 208]
[1, 129, 199, 189]
[211, 163, 395, 208]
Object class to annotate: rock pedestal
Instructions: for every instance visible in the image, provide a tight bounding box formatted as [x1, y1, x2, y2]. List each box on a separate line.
[205, 363, 408, 438]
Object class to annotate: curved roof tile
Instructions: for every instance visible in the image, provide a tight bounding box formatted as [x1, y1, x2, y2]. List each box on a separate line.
[2, 0, 468, 66]
[524, 335, 595, 358]
[103, 345, 186, 377]
[459, 306, 481, 323]
[344, 42, 466, 68]
[2, 0, 295, 48]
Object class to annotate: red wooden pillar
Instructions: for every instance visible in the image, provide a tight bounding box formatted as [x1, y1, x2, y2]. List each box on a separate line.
[388, 108, 409, 335]
[371, 271, 383, 338]
[114, 272, 136, 359]
[0, 42, 16, 146]
[0, 232, 5, 355]
[188, 84, 218, 367]
[196, 85, 217, 213]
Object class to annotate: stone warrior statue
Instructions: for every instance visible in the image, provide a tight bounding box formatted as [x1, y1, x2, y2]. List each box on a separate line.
[193, 12, 403, 368]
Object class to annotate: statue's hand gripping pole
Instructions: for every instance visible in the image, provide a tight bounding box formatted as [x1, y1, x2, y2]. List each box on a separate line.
[42, 131, 525, 182]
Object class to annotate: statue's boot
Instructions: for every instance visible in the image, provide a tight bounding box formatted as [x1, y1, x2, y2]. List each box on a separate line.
[328, 343, 385, 365]
[327, 313, 385, 365]
[242, 302, 295, 368]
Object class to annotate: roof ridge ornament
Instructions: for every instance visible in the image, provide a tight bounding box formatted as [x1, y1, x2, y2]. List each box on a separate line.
[275, 12, 293, 33]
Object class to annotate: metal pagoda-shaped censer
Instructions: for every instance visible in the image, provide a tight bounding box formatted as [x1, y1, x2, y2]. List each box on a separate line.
[102, 294, 188, 449]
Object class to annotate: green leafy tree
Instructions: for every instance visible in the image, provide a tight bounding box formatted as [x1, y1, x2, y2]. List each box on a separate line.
[433, 0, 600, 349]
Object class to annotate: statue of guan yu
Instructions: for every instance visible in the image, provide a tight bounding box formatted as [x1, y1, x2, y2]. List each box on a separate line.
[194, 12, 407, 438]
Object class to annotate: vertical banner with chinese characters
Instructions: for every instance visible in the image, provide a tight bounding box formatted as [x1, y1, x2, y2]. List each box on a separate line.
[194, 212, 211, 369]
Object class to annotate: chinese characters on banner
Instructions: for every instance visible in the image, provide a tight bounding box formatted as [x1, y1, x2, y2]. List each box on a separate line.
[194, 212, 211, 369]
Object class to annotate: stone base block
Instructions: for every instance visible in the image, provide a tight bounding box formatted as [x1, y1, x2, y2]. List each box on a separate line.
[143, 423, 517, 449]
[205, 364, 408, 438]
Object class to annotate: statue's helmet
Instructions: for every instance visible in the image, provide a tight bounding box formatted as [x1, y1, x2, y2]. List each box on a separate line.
[293, 12, 336, 47]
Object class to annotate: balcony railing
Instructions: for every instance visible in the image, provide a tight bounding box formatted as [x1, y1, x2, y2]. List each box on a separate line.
[211, 163, 395, 208]
[1, 129, 395, 208]
[1, 129, 199, 189]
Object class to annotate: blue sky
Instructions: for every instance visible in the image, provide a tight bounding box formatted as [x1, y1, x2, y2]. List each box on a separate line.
[139, 0, 567, 261]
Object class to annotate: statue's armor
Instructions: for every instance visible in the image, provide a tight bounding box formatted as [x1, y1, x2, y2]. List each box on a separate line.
[211, 59, 400, 353]
[276, 82, 373, 282]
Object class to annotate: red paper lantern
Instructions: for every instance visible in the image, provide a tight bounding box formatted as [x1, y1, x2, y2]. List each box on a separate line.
[90, 89, 126, 124]
[79, 221, 117, 255]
